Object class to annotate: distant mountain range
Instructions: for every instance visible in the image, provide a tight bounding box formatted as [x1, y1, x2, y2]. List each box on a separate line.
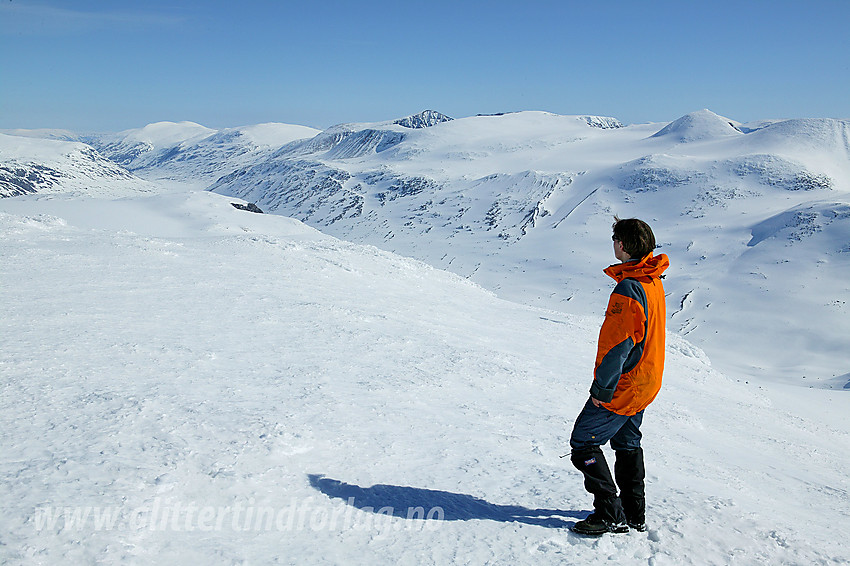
[0, 133, 153, 197]
[2, 109, 849, 385]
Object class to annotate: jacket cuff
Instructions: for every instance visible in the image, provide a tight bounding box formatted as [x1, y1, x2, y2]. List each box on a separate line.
[590, 380, 616, 403]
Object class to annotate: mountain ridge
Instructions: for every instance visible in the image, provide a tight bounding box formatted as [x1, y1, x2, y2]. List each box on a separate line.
[0, 133, 153, 197]
[2, 109, 849, 385]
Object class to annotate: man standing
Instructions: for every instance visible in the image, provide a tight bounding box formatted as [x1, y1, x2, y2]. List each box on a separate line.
[570, 218, 669, 536]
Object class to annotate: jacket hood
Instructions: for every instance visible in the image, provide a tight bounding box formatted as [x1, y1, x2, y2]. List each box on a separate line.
[604, 252, 669, 283]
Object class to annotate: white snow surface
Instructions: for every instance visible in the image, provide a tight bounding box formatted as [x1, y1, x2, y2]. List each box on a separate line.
[0, 128, 80, 142]
[116, 121, 217, 148]
[78, 122, 322, 191]
[198, 109, 850, 387]
[4, 108, 849, 384]
[1, 190, 848, 565]
[0, 133, 154, 197]
[650, 109, 743, 142]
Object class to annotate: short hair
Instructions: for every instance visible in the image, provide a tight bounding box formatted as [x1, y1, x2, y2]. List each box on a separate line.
[612, 217, 656, 259]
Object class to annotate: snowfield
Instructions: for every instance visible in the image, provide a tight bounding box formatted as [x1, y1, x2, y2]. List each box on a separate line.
[6, 109, 849, 387]
[199, 110, 850, 388]
[0, 133, 155, 198]
[1, 190, 848, 565]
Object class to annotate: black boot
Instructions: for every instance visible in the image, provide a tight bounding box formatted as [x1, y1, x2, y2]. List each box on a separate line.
[570, 447, 628, 535]
[615, 447, 646, 531]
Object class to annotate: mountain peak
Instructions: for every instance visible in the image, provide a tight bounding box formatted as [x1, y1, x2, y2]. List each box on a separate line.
[122, 121, 216, 147]
[393, 110, 453, 129]
[651, 109, 743, 142]
[579, 115, 624, 129]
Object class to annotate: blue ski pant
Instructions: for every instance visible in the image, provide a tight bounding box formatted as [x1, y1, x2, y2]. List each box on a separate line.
[570, 397, 644, 451]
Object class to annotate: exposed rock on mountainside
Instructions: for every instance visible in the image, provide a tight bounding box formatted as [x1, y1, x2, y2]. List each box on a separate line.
[0, 163, 64, 197]
[581, 115, 624, 129]
[0, 134, 151, 197]
[231, 201, 264, 213]
[84, 121, 320, 185]
[394, 110, 454, 129]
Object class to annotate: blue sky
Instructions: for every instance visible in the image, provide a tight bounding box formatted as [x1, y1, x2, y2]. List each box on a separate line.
[1, 0, 848, 132]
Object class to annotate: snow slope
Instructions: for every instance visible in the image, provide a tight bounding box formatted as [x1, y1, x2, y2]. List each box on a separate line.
[650, 108, 743, 142]
[4, 109, 849, 387]
[203, 109, 850, 387]
[1, 190, 847, 565]
[85, 121, 322, 189]
[0, 133, 154, 198]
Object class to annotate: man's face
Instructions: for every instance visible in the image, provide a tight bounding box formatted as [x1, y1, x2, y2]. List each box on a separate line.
[613, 236, 630, 262]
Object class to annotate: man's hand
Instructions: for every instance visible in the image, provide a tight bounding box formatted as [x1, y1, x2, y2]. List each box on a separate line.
[591, 397, 604, 408]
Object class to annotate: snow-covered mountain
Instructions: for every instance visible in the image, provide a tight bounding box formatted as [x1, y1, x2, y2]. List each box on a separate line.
[650, 108, 744, 141]
[3, 109, 849, 387]
[0, 133, 154, 197]
[0, 128, 80, 142]
[201, 109, 850, 386]
[2, 108, 849, 564]
[84, 121, 322, 189]
[393, 109, 453, 129]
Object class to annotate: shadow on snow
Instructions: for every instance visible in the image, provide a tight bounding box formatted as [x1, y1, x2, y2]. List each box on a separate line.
[308, 474, 585, 528]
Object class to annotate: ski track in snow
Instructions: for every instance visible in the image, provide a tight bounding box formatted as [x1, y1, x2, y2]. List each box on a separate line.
[0, 191, 848, 565]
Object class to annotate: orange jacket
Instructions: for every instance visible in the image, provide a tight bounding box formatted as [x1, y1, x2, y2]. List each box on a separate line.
[590, 252, 669, 416]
